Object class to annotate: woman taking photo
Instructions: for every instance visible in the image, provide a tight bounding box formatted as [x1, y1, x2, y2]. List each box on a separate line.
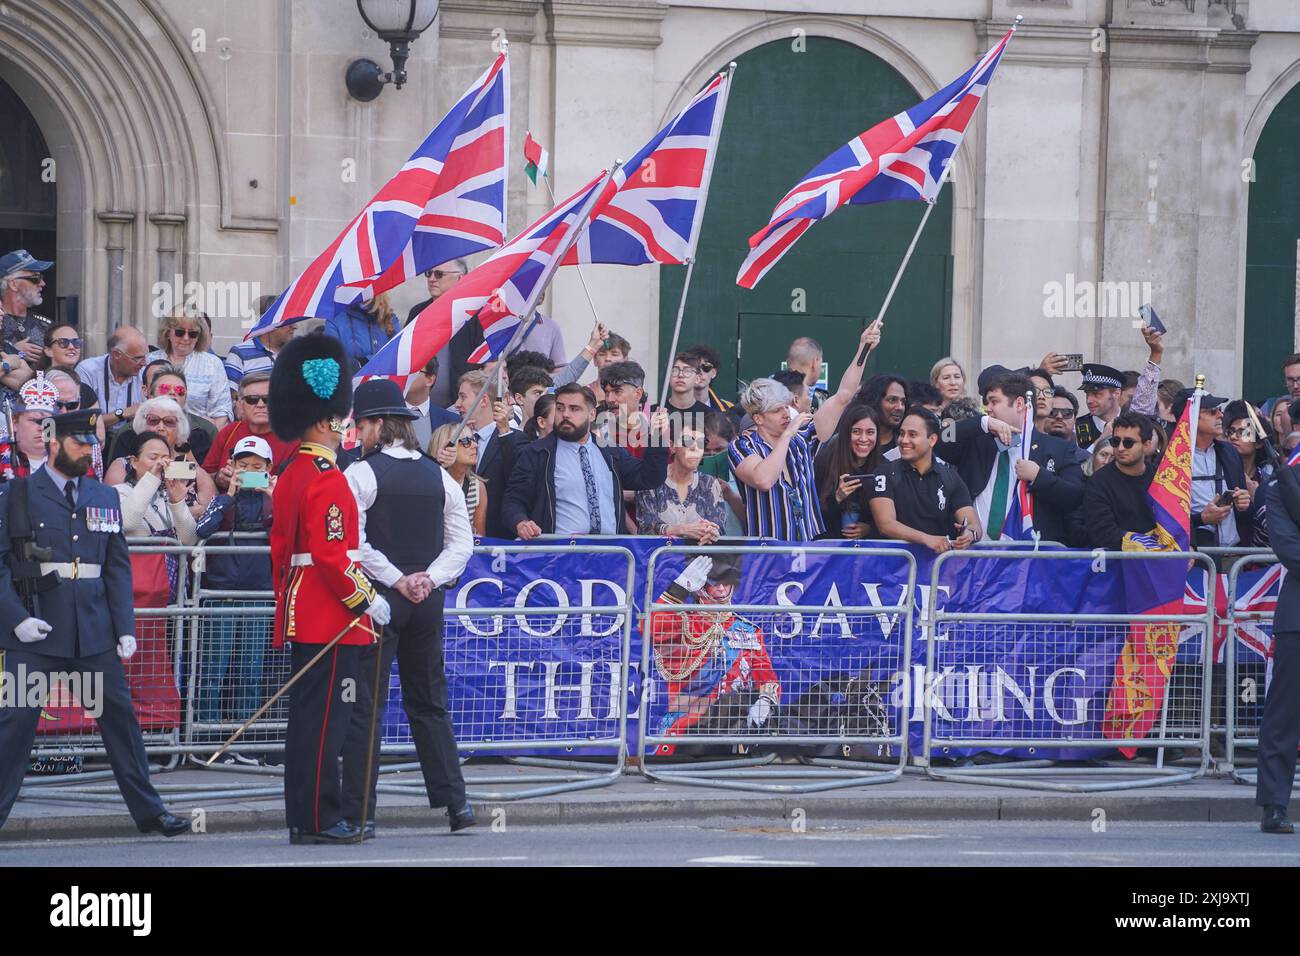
[149, 312, 232, 427]
[636, 426, 729, 543]
[814, 404, 881, 540]
[431, 422, 487, 535]
[104, 396, 216, 516]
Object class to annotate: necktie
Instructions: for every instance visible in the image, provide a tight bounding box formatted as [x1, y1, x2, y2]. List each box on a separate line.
[578, 444, 602, 534]
[986, 450, 1010, 539]
[64, 480, 76, 510]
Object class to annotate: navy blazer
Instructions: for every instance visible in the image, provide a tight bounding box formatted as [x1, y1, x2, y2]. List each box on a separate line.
[0, 468, 135, 658]
[1265, 469, 1300, 633]
[935, 416, 1085, 544]
[501, 434, 668, 537]
[479, 429, 530, 538]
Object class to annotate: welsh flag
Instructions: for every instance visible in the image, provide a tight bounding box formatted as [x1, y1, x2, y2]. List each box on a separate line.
[524, 132, 549, 184]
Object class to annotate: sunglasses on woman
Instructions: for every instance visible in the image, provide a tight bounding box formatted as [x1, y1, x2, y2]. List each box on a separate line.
[445, 435, 479, 449]
[49, 337, 81, 350]
[1108, 436, 1141, 449]
[155, 383, 187, 398]
[145, 415, 180, 429]
[172, 328, 201, 339]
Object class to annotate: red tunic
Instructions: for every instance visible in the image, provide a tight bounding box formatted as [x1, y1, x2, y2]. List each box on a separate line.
[270, 442, 378, 648]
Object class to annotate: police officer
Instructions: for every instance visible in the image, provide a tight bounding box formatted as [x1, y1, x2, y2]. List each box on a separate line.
[0, 409, 189, 835]
[340, 379, 475, 837]
[1256, 461, 1300, 833]
[268, 334, 390, 846]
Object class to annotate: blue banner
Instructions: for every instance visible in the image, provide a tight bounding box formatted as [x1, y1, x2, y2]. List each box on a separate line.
[379, 540, 1228, 758]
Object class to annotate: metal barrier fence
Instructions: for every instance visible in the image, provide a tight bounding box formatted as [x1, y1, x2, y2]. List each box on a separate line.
[1224, 552, 1280, 784]
[922, 549, 1217, 792]
[638, 544, 917, 794]
[22, 541, 637, 804]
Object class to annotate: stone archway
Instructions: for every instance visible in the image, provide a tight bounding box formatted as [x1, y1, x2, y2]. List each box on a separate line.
[0, 0, 234, 347]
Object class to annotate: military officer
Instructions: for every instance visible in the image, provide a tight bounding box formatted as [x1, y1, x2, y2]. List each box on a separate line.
[0, 409, 189, 835]
[268, 333, 390, 846]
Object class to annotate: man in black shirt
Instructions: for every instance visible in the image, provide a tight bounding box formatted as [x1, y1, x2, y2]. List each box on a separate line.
[1083, 413, 1157, 549]
[870, 407, 980, 553]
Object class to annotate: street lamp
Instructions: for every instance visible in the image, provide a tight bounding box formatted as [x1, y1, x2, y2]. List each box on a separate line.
[346, 0, 440, 101]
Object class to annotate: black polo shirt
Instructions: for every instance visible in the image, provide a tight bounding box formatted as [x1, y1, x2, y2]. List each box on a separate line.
[871, 457, 974, 538]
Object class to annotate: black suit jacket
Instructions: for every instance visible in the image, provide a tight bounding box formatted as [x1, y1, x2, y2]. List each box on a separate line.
[478, 429, 530, 538]
[1265, 470, 1300, 632]
[501, 434, 669, 536]
[936, 417, 1085, 544]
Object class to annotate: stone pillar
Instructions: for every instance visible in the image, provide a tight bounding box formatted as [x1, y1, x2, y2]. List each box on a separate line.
[96, 211, 135, 344]
[543, 0, 666, 389]
[1100, 2, 1257, 391]
[150, 213, 186, 340]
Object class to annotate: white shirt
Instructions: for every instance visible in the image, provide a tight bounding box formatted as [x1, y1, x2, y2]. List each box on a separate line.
[346, 443, 473, 589]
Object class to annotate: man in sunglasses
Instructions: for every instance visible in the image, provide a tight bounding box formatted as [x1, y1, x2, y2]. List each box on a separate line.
[683, 344, 733, 413]
[0, 249, 55, 366]
[1173, 389, 1253, 548]
[405, 259, 473, 409]
[1082, 413, 1161, 550]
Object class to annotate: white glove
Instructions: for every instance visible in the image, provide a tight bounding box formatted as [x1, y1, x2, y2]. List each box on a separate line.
[673, 556, 714, 594]
[365, 594, 392, 627]
[747, 696, 773, 728]
[117, 635, 137, 661]
[14, 617, 52, 643]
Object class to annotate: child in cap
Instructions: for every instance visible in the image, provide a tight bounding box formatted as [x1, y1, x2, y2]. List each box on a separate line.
[193, 435, 276, 762]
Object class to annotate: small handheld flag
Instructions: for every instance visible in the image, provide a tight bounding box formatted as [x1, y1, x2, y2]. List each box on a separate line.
[524, 132, 549, 184]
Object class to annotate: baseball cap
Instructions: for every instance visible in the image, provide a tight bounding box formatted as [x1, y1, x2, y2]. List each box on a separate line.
[0, 249, 53, 279]
[232, 436, 274, 461]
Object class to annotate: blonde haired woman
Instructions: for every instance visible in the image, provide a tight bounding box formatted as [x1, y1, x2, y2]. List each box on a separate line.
[930, 357, 967, 411]
[148, 310, 232, 427]
[431, 422, 488, 535]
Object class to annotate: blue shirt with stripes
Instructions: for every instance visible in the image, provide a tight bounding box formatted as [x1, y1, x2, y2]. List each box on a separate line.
[727, 420, 824, 541]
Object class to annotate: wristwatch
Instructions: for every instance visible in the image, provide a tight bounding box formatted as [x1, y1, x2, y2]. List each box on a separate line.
[113, 407, 124, 421]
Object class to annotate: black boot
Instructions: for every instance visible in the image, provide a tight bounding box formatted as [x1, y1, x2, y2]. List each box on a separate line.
[290, 820, 364, 845]
[1261, 805, 1295, 834]
[448, 804, 476, 832]
[137, 811, 190, 838]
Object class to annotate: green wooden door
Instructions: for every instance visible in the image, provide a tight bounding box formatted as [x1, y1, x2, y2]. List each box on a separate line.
[1245, 82, 1300, 403]
[659, 36, 954, 398]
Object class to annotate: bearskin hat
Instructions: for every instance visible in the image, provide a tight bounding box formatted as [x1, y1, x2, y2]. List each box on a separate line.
[696, 543, 744, 585]
[269, 332, 353, 441]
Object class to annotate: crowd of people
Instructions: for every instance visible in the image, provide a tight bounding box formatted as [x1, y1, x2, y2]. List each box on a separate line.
[2, 245, 1287, 565]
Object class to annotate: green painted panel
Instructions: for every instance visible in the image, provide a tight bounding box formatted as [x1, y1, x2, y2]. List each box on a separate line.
[1245, 81, 1300, 402]
[659, 36, 954, 396]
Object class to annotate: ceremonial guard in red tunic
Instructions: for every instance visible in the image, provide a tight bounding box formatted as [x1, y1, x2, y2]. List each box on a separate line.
[268, 333, 390, 845]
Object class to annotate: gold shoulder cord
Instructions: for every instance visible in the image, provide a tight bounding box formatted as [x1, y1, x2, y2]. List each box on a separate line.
[653, 610, 728, 682]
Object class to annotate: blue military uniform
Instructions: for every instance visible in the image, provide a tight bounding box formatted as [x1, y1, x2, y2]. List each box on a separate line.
[0, 412, 181, 833]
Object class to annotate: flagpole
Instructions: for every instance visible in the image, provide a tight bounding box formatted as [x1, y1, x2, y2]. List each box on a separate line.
[539, 175, 605, 331]
[855, 195, 936, 367]
[451, 163, 622, 444]
[657, 63, 736, 408]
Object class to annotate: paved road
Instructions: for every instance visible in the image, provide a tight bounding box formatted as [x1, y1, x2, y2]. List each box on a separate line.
[2, 819, 1295, 866]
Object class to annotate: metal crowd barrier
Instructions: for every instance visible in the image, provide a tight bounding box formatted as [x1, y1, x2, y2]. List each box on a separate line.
[922, 549, 1217, 792]
[638, 544, 917, 794]
[1223, 552, 1280, 784]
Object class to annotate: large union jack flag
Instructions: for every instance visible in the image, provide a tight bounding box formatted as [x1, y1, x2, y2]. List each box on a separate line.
[1180, 564, 1281, 664]
[736, 26, 1016, 289]
[247, 52, 509, 338]
[563, 69, 731, 267]
[356, 169, 615, 385]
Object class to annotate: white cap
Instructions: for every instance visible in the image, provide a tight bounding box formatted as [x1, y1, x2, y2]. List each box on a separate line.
[232, 436, 273, 461]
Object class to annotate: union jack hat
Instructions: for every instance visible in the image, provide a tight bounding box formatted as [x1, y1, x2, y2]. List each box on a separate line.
[16, 372, 58, 416]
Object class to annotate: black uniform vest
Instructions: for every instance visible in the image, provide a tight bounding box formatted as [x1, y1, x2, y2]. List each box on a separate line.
[366, 452, 446, 574]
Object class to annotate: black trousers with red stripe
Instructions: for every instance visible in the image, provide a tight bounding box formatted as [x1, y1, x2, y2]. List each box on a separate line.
[284, 642, 358, 834]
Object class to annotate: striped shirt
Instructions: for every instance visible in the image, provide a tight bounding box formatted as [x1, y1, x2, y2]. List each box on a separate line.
[728, 420, 824, 540]
[224, 337, 276, 387]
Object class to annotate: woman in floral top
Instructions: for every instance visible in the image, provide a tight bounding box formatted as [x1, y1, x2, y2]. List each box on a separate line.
[636, 426, 729, 543]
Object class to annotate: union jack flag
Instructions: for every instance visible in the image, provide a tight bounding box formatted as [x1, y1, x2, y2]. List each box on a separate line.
[1002, 394, 1037, 542]
[1288, 444, 1300, 467]
[247, 52, 509, 338]
[357, 168, 616, 385]
[564, 68, 731, 267]
[1180, 564, 1281, 664]
[737, 26, 1016, 289]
